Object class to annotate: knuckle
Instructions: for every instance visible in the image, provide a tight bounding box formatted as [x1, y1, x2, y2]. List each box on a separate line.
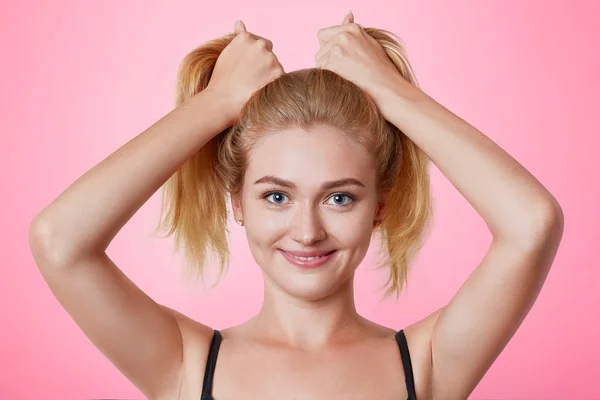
[255, 38, 268, 49]
[265, 53, 280, 68]
[348, 23, 361, 33]
[338, 31, 352, 43]
[266, 51, 277, 61]
[269, 65, 282, 78]
[237, 31, 252, 42]
[317, 29, 328, 42]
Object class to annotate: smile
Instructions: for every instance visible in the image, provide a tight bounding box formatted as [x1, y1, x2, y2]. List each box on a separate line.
[289, 254, 327, 260]
[279, 250, 336, 269]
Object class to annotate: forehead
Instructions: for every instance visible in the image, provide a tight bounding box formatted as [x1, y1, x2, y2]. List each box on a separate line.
[245, 125, 376, 188]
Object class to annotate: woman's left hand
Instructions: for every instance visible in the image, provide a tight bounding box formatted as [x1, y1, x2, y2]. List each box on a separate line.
[315, 11, 406, 110]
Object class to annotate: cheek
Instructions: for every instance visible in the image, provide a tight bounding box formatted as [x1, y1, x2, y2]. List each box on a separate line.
[329, 215, 374, 247]
[243, 201, 284, 236]
[245, 220, 284, 264]
[250, 215, 286, 242]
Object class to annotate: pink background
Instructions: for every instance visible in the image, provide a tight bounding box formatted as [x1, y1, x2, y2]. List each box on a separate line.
[2, 0, 598, 398]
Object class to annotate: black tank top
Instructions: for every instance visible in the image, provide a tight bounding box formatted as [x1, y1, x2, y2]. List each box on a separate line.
[200, 329, 417, 400]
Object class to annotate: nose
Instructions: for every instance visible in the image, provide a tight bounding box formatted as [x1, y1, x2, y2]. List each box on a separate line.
[289, 203, 327, 246]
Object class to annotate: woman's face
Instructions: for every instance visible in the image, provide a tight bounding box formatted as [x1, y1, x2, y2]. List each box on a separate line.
[232, 125, 383, 301]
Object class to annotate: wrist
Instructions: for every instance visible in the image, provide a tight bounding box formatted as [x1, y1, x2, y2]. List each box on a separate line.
[172, 90, 237, 143]
[375, 79, 429, 123]
[189, 88, 241, 127]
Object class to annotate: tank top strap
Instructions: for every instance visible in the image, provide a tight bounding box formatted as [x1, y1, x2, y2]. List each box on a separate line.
[200, 329, 222, 400]
[395, 329, 417, 400]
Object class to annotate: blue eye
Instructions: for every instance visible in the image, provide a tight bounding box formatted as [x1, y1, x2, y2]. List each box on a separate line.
[262, 192, 354, 208]
[326, 193, 353, 206]
[265, 192, 289, 205]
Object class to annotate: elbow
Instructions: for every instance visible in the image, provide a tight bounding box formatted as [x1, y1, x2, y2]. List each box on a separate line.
[29, 216, 61, 267]
[29, 215, 105, 268]
[518, 197, 565, 250]
[494, 197, 564, 251]
[29, 216, 52, 256]
[29, 215, 79, 268]
[533, 197, 564, 235]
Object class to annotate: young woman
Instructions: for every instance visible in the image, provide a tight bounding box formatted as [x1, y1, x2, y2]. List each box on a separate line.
[29, 12, 564, 400]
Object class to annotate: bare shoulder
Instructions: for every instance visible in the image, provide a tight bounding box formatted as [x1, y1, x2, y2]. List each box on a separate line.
[159, 305, 215, 399]
[354, 311, 446, 399]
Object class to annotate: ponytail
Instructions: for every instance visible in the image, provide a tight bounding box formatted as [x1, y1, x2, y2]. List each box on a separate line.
[152, 33, 238, 283]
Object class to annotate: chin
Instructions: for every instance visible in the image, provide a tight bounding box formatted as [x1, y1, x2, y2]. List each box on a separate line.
[286, 281, 341, 301]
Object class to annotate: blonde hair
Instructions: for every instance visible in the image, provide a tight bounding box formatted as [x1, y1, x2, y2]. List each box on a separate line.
[153, 27, 433, 297]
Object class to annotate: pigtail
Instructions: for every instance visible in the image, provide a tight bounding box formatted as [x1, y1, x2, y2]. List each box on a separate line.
[151, 26, 433, 298]
[365, 28, 434, 297]
[152, 33, 237, 283]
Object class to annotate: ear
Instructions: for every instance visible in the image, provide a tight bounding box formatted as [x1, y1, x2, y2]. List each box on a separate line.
[376, 202, 385, 219]
[374, 194, 386, 222]
[231, 192, 243, 221]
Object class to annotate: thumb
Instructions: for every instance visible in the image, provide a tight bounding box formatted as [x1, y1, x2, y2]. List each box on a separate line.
[342, 10, 354, 24]
[234, 19, 247, 33]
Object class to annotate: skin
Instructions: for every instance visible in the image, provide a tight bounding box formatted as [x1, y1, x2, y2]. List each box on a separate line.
[29, 12, 564, 400]
[235, 125, 381, 310]
[217, 125, 410, 399]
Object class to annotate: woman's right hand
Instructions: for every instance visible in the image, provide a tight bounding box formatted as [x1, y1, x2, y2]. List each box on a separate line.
[205, 20, 285, 123]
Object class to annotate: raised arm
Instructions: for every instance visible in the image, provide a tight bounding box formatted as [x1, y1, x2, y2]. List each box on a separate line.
[28, 23, 284, 398]
[315, 15, 563, 398]
[381, 85, 563, 398]
[28, 89, 234, 398]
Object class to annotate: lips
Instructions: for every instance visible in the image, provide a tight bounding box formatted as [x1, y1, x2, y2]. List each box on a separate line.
[279, 249, 336, 269]
[282, 249, 335, 257]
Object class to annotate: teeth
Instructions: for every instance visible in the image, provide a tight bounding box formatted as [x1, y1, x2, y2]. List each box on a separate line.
[289, 254, 325, 261]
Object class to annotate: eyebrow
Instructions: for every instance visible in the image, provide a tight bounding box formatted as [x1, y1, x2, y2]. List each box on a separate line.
[254, 175, 366, 191]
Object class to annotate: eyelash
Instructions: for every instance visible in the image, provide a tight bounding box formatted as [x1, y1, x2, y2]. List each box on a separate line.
[261, 191, 355, 208]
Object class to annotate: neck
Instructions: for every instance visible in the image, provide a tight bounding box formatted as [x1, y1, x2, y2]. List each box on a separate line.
[250, 274, 365, 350]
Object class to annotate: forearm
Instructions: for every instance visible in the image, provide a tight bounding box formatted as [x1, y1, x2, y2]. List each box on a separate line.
[379, 81, 562, 247]
[31, 90, 235, 262]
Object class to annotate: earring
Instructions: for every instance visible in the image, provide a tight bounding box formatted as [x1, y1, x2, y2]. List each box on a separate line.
[236, 219, 244, 226]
